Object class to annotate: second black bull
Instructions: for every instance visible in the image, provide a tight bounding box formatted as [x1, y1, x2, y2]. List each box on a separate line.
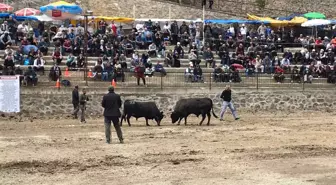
[171, 98, 218, 125]
[120, 100, 164, 126]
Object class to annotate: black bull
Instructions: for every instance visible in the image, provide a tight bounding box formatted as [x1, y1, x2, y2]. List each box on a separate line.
[171, 98, 218, 125]
[120, 100, 164, 126]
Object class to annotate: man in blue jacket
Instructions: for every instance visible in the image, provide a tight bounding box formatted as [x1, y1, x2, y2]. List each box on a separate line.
[102, 86, 123, 144]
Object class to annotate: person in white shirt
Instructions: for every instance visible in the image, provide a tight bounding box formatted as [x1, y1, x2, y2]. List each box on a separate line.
[33, 56, 45, 74]
[1, 21, 9, 34]
[4, 45, 14, 57]
[240, 24, 247, 39]
[148, 43, 157, 57]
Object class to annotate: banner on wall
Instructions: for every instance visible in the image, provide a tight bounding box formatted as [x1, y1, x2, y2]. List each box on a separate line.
[0, 76, 20, 113]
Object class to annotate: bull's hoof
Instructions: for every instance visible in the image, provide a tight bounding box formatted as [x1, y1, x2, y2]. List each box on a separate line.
[146, 124, 150, 126]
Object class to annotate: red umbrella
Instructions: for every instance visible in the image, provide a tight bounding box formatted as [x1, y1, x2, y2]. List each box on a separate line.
[231, 63, 244, 69]
[0, 3, 13, 12]
[15, 8, 40, 16]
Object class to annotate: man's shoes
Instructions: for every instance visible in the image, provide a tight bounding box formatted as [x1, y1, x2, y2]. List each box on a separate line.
[219, 119, 224, 121]
[235, 117, 240, 120]
[81, 120, 86, 123]
[119, 139, 124, 144]
[106, 141, 110, 144]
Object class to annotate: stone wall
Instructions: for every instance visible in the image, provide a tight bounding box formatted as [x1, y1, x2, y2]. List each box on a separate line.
[73, 0, 334, 19]
[17, 89, 336, 119]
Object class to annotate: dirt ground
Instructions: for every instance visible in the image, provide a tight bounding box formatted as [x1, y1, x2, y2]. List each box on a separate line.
[1, 111, 336, 185]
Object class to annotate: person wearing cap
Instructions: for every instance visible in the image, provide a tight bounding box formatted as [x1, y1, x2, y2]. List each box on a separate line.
[219, 85, 239, 121]
[102, 86, 123, 144]
[72, 86, 80, 119]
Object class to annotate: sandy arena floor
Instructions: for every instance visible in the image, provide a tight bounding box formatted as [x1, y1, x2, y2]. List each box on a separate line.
[0, 112, 336, 185]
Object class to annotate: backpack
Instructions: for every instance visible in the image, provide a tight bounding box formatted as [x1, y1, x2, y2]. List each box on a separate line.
[61, 79, 71, 87]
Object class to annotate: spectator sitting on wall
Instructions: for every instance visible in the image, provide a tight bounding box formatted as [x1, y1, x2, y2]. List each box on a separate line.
[222, 64, 231, 82]
[148, 43, 157, 57]
[113, 61, 125, 82]
[4, 45, 14, 57]
[66, 53, 76, 68]
[77, 53, 85, 68]
[204, 47, 215, 68]
[24, 66, 38, 86]
[254, 55, 264, 73]
[174, 42, 184, 58]
[33, 56, 45, 75]
[14, 65, 24, 85]
[230, 65, 241, 83]
[63, 39, 72, 53]
[188, 51, 199, 67]
[37, 38, 49, 55]
[274, 65, 285, 83]
[4, 55, 14, 69]
[0, 32, 12, 49]
[52, 47, 63, 65]
[180, 31, 190, 47]
[165, 50, 173, 67]
[14, 50, 23, 65]
[193, 64, 203, 82]
[93, 57, 103, 79]
[213, 64, 224, 82]
[49, 63, 62, 81]
[281, 56, 291, 72]
[291, 66, 301, 83]
[185, 63, 194, 82]
[102, 62, 113, 81]
[154, 62, 166, 76]
[245, 60, 255, 77]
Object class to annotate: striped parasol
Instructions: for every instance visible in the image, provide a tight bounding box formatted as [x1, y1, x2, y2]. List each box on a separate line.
[15, 8, 40, 16]
[0, 3, 13, 12]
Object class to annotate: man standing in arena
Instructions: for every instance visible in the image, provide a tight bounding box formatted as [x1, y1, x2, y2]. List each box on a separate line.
[72, 85, 79, 119]
[220, 85, 240, 121]
[79, 88, 89, 123]
[102, 86, 124, 144]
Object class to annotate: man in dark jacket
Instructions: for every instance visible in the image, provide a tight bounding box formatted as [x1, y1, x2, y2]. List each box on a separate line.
[79, 89, 89, 123]
[72, 86, 79, 119]
[219, 85, 239, 121]
[102, 86, 123, 144]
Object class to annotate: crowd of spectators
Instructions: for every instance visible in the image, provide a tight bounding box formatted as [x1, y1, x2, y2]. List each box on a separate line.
[0, 17, 335, 86]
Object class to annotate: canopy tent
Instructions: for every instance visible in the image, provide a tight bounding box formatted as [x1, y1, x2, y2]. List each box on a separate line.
[93, 16, 134, 23]
[204, 19, 269, 24]
[0, 13, 10, 18]
[303, 12, 326, 20]
[15, 8, 40, 16]
[301, 19, 331, 27]
[248, 14, 288, 26]
[40, 1, 82, 20]
[0, 3, 13, 12]
[135, 18, 203, 23]
[69, 16, 135, 27]
[248, 14, 307, 26]
[14, 16, 39, 21]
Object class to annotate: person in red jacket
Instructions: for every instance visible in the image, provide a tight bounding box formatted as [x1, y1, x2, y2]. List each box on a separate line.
[274, 66, 285, 83]
[52, 47, 63, 65]
[134, 62, 146, 86]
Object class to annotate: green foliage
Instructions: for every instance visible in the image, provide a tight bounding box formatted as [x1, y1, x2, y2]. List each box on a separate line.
[255, 0, 267, 9]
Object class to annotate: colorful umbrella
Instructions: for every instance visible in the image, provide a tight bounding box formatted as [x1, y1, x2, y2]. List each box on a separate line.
[0, 3, 13, 12]
[301, 19, 331, 27]
[15, 8, 40, 16]
[231, 63, 244, 69]
[303, 12, 326, 20]
[40, 1, 82, 20]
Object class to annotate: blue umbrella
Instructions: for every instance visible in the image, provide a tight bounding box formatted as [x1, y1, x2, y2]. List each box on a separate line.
[23, 45, 38, 54]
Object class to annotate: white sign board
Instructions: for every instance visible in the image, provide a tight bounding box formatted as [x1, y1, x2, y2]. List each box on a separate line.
[0, 76, 20, 113]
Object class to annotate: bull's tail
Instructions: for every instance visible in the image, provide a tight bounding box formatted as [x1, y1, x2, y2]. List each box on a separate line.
[211, 100, 218, 118]
[120, 110, 126, 126]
